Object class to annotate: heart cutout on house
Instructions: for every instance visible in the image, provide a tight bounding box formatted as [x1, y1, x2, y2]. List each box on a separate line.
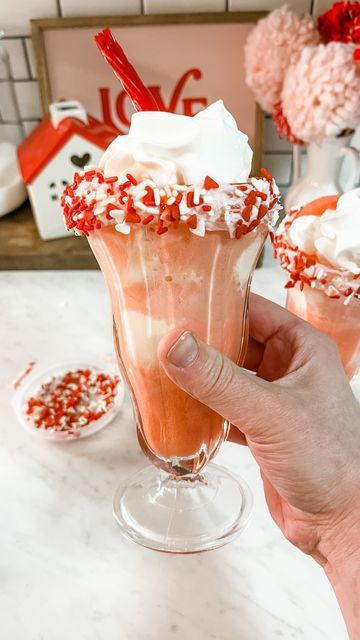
[70, 153, 91, 168]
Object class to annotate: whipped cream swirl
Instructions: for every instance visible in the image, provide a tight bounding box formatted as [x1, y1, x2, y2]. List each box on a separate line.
[288, 189, 360, 274]
[100, 100, 253, 186]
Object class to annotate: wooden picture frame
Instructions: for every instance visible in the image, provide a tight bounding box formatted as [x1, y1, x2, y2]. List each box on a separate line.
[31, 12, 265, 175]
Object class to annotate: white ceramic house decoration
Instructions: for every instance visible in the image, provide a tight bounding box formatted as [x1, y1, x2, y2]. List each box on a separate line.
[17, 101, 119, 240]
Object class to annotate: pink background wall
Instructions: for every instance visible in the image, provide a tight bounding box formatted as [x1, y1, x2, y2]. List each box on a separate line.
[44, 22, 256, 146]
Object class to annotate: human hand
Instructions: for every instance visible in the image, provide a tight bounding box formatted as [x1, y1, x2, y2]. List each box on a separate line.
[158, 294, 360, 637]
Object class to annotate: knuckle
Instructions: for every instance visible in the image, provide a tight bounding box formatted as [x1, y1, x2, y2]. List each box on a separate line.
[309, 326, 341, 363]
[284, 519, 320, 556]
[292, 316, 340, 361]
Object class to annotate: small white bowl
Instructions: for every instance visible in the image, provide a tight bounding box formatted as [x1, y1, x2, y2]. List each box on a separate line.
[12, 361, 125, 441]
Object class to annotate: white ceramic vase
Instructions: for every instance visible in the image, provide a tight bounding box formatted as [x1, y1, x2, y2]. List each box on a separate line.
[284, 135, 360, 213]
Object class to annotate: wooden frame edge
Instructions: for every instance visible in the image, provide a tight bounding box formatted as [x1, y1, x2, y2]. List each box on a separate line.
[31, 12, 267, 30]
[31, 20, 51, 113]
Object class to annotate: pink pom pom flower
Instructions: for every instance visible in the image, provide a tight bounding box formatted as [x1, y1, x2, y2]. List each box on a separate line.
[244, 5, 320, 113]
[281, 42, 360, 143]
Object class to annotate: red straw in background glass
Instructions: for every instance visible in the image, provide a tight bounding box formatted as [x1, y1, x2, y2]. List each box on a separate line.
[95, 28, 160, 112]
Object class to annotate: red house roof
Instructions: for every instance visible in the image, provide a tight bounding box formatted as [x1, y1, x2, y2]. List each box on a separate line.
[18, 114, 119, 184]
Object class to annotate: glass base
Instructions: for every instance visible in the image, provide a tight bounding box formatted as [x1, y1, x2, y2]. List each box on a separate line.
[113, 463, 253, 553]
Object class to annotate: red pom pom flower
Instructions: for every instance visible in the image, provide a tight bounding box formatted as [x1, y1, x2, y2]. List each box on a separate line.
[272, 101, 305, 145]
[318, 1, 360, 60]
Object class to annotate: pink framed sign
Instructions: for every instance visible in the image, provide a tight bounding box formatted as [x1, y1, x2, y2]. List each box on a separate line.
[31, 13, 265, 173]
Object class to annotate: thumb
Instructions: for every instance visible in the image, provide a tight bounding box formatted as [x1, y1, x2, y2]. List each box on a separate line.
[158, 329, 284, 441]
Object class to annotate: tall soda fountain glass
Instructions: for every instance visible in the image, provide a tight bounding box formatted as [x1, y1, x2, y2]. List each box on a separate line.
[286, 285, 360, 380]
[274, 193, 360, 384]
[62, 30, 281, 552]
[89, 220, 267, 552]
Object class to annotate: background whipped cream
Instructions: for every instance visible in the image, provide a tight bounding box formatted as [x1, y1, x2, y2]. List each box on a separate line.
[99, 100, 253, 186]
[288, 188, 360, 273]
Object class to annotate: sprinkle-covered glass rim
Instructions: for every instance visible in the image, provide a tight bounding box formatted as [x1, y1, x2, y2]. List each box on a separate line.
[61, 167, 281, 239]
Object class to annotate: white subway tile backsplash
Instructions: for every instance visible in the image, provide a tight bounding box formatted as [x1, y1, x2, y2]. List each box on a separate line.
[229, 0, 311, 11]
[14, 81, 42, 119]
[0, 40, 29, 80]
[262, 152, 292, 185]
[23, 119, 40, 135]
[144, 0, 225, 14]
[0, 82, 18, 121]
[0, 123, 23, 145]
[264, 117, 291, 153]
[25, 39, 37, 79]
[0, 0, 59, 37]
[1, 80, 41, 122]
[60, 0, 141, 17]
[312, 0, 332, 16]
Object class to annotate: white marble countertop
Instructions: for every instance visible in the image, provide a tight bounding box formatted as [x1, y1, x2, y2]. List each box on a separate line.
[0, 253, 347, 640]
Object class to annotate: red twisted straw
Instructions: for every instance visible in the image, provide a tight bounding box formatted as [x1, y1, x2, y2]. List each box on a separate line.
[94, 28, 160, 112]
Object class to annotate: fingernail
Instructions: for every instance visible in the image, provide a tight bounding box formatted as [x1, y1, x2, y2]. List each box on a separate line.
[167, 331, 199, 368]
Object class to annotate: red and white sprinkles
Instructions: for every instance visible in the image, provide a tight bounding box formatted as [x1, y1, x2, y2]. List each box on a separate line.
[24, 368, 120, 436]
[61, 167, 281, 239]
[274, 209, 360, 304]
[12, 361, 36, 390]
